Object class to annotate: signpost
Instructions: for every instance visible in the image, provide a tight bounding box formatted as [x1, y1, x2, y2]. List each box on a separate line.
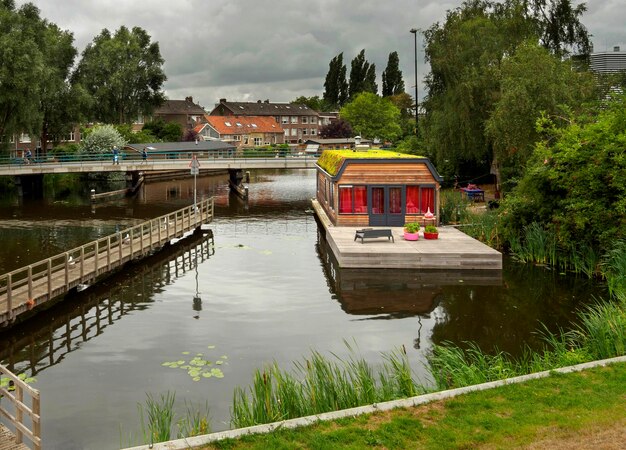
[189, 155, 200, 210]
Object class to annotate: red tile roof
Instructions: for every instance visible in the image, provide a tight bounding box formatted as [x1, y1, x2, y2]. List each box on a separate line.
[205, 115, 283, 135]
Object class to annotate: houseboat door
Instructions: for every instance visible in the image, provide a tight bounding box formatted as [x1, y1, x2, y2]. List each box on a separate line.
[368, 186, 405, 227]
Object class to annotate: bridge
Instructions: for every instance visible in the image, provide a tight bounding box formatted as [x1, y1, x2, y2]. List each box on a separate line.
[0, 198, 215, 328]
[0, 151, 318, 177]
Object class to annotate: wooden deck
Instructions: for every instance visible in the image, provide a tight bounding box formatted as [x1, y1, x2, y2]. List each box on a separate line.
[0, 198, 214, 327]
[0, 424, 29, 450]
[312, 200, 502, 270]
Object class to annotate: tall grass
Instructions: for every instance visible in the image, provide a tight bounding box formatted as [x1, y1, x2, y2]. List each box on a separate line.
[463, 211, 502, 249]
[137, 391, 176, 444]
[439, 190, 472, 225]
[601, 240, 626, 299]
[509, 222, 557, 266]
[231, 343, 424, 428]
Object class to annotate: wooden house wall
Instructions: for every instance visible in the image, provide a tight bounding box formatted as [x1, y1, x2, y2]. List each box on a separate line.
[316, 161, 440, 227]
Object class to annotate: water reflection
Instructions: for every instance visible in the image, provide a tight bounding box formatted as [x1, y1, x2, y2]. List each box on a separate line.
[0, 231, 215, 376]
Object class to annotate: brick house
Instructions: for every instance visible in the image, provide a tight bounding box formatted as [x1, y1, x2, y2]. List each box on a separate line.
[196, 115, 285, 147]
[152, 96, 207, 131]
[208, 99, 319, 144]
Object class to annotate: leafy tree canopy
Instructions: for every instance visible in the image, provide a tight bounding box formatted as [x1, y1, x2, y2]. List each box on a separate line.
[73, 26, 166, 124]
[80, 124, 126, 154]
[340, 92, 401, 141]
[501, 95, 626, 251]
[291, 95, 325, 111]
[382, 51, 405, 97]
[142, 119, 182, 142]
[323, 53, 348, 109]
[348, 49, 377, 99]
[319, 118, 353, 139]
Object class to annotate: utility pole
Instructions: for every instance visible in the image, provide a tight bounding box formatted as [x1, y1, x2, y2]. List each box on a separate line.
[410, 28, 419, 137]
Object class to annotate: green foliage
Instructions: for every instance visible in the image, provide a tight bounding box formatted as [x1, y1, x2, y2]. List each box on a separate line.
[142, 119, 182, 142]
[381, 51, 405, 97]
[291, 95, 325, 111]
[424, 225, 438, 233]
[231, 343, 423, 428]
[404, 222, 420, 233]
[500, 95, 626, 252]
[323, 53, 349, 109]
[73, 26, 166, 123]
[340, 92, 401, 141]
[348, 49, 377, 99]
[80, 124, 126, 154]
[462, 210, 502, 249]
[439, 190, 471, 225]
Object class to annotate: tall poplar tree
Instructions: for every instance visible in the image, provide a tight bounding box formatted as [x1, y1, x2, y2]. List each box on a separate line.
[322, 53, 348, 110]
[382, 51, 405, 97]
[348, 49, 377, 99]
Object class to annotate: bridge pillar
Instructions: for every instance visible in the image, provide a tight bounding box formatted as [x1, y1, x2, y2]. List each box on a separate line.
[14, 174, 44, 198]
[228, 169, 248, 200]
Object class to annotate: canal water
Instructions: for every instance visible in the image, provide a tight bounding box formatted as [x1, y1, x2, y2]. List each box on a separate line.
[0, 169, 604, 449]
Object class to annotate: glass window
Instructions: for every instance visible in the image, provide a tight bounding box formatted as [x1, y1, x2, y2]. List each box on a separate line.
[421, 187, 435, 213]
[302, 117, 308, 124]
[371, 188, 385, 215]
[254, 137, 262, 146]
[354, 186, 367, 213]
[390, 187, 402, 214]
[282, 116, 288, 124]
[406, 186, 419, 213]
[339, 187, 353, 213]
[291, 116, 298, 124]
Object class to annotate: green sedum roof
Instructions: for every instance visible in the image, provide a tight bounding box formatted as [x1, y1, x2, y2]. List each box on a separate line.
[316, 149, 424, 176]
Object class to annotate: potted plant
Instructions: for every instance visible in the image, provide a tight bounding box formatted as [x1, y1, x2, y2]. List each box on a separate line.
[403, 222, 420, 241]
[424, 225, 439, 240]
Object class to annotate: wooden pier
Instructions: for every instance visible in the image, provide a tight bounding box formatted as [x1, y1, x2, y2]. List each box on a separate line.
[0, 364, 40, 450]
[0, 198, 214, 327]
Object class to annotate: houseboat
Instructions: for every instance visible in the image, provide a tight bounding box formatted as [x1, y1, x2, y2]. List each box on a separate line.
[315, 150, 443, 227]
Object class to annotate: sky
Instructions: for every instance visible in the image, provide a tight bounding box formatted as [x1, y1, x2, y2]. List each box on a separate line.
[18, 0, 626, 111]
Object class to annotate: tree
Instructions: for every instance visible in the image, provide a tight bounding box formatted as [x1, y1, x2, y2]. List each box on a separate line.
[501, 95, 626, 251]
[80, 124, 126, 154]
[323, 53, 348, 109]
[382, 51, 405, 97]
[421, 0, 592, 185]
[485, 41, 595, 187]
[348, 49, 377, 99]
[292, 95, 324, 111]
[0, 1, 46, 145]
[319, 119, 353, 138]
[339, 92, 401, 141]
[73, 26, 166, 124]
[142, 119, 182, 142]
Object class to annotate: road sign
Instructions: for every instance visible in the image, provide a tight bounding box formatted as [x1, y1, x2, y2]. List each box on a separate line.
[190, 155, 200, 175]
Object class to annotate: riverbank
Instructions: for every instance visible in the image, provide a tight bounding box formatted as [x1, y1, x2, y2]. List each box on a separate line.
[128, 357, 626, 449]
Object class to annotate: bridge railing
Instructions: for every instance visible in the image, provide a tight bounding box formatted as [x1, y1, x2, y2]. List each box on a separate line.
[0, 363, 41, 450]
[0, 149, 321, 166]
[0, 198, 214, 322]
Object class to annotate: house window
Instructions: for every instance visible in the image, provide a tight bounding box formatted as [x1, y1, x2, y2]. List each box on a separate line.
[310, 128, 316, 136]
[302, 117, 308, 124]
[63, 131, 76, 142]
[254, 137, 262, 146]
[282, 116, 289, 124]
[339, 185, 367, 214]
[406, 186, 435, 214]
[303, 129, 308, 135]
[290, 116, 298, 124]
[234, 135, 241, 141]
[243, 136, 249, 144]
[19, 133, 31, 143]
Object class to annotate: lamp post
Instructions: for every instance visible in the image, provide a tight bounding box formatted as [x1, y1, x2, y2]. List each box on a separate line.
[410, 28, 419, 137]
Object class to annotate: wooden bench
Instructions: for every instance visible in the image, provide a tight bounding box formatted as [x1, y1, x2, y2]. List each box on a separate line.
[354, 228, 394, 243]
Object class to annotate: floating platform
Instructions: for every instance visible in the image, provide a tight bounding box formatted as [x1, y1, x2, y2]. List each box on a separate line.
[312, 200, 502, 270]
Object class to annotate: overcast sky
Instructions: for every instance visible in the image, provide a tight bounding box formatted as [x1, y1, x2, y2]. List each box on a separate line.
[19, 0, 626, 110]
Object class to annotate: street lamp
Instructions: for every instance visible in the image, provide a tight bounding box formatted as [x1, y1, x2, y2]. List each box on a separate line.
[410, 28, 419, 137]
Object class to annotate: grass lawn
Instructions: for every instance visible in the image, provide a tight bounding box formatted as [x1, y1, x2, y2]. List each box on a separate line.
[198, 362, 626, 449]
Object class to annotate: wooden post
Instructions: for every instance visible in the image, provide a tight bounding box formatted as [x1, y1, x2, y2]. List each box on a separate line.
[107, 236, 111, 270]
[7, 273, 12, 320]
[33, 390, 41, 450]
[94, 241, 99, 276]
[27, 265, 33, 300]
[80, 246, 85, 281]
[65, 252, 69, 287]
[16, 384, 23, 444]
[47, 259, 52, 297]
[118, 233, 123, 263]
[130, 229, 134, 258]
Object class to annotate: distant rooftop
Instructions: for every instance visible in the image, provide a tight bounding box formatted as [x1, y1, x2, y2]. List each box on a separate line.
[210, 99, 319, 116]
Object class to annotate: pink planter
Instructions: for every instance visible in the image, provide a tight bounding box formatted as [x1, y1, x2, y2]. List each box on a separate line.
[403, 232, 419, 241]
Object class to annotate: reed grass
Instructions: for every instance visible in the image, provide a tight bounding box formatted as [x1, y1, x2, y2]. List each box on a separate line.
[439, 190, 471, 225]
[231, 343, 425, 428]
[463, 211, 502, 249]
[137, 391, 176, 444]
[601, 240, 626, 299]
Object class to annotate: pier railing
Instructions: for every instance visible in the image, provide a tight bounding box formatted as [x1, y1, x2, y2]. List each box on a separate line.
[0, 198, 214, 326]
[0, 363, 41, 450]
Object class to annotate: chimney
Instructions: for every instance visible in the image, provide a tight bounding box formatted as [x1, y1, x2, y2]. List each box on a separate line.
[185, 96, 193, 103]
[264, 99, 270, 103]
[614, 46, 621, 52]
[257, 100, 262, 103]
[219, 98, 226, 103]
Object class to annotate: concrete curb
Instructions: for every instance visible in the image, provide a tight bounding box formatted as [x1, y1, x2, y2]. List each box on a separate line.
[122, 355, 626, 450]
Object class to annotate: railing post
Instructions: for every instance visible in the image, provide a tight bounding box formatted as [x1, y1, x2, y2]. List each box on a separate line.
[47, 259, 52, 297]
[33, 390, 41, 450]
[28, 265, 33, 300]
[7, 273, 12, 319]
[130, 229, 134, 257]
[65, 252, 69, 287]
[16, 384, 23, 444]
[118, 233, 123, 262]
[107, 236, 111, 270]
[80, 246, 85, 281]
[94, 241, 99, 276]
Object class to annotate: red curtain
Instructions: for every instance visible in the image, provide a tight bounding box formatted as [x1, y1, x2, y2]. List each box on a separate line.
[354, 186, 367, 213]
[339, 187, 353, 213]
[406, 186, 419, 213]
[389, 187, 401, 214]
[421, 188, 435, 213]
[372, 188, 384, 214]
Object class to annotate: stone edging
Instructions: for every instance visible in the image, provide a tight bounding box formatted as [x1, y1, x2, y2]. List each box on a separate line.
[122, 355, 626, 450]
